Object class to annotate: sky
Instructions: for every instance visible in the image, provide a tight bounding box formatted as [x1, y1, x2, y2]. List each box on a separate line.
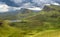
[0, 0, 60, 12]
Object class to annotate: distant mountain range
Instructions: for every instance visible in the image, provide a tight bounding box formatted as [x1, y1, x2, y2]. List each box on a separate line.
[0, 5, 60, 20]
[0, 8, 35, 20]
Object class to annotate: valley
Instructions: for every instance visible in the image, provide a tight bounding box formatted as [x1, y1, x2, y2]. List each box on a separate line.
[0, 5, 60, 37]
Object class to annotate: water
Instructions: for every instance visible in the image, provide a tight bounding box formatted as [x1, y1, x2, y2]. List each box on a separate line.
[8, 20, 22, 22]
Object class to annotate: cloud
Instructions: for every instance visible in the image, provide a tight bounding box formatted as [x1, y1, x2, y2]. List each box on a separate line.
[10, 0, 23, 4]
[27, 7, 42, 11]
[0, 2, 21, 12]
[11, 0, 53, 4]
[0, 0, 60, 12]
[10, 0, 54, 9]
[0, 2, 9, 12]
[51, 2, 60, 5]
[8, 7, 21, 11]
[10, 0, 60, 6]
[32, 0, 51, 3]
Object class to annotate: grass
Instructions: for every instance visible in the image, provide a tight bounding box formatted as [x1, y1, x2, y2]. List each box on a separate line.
[33, 30, 60, 37]
[0, 5, 60, 37]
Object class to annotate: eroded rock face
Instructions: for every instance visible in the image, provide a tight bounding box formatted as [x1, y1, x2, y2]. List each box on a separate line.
[43, 6, 55, 11]
[0, 22, 3, 26]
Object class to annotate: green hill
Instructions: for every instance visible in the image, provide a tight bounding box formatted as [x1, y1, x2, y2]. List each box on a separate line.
[0, 5, 60, 37]
[32, 30, 60, 37]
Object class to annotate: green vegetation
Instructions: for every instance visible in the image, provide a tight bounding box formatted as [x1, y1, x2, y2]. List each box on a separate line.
[33, 30, 60, 37]
[0, 5, 60, 37]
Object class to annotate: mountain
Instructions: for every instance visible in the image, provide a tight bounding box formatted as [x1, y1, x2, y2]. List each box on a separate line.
[8, 5, 60, 37]
[25, 5, 60, 20]
[0, 4, 60, 37]
[0, 5, 60, 20]
[0, 11, 19, 20]
[0, 8, 37, 20]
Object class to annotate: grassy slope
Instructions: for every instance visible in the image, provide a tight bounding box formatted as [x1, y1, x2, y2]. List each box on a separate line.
[0, 5, 60, 37]
[32, 30, 60, 37]
[27, 5, 60, 37]
[9, 5, 60, 37]
[0, 20, 26, 37]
